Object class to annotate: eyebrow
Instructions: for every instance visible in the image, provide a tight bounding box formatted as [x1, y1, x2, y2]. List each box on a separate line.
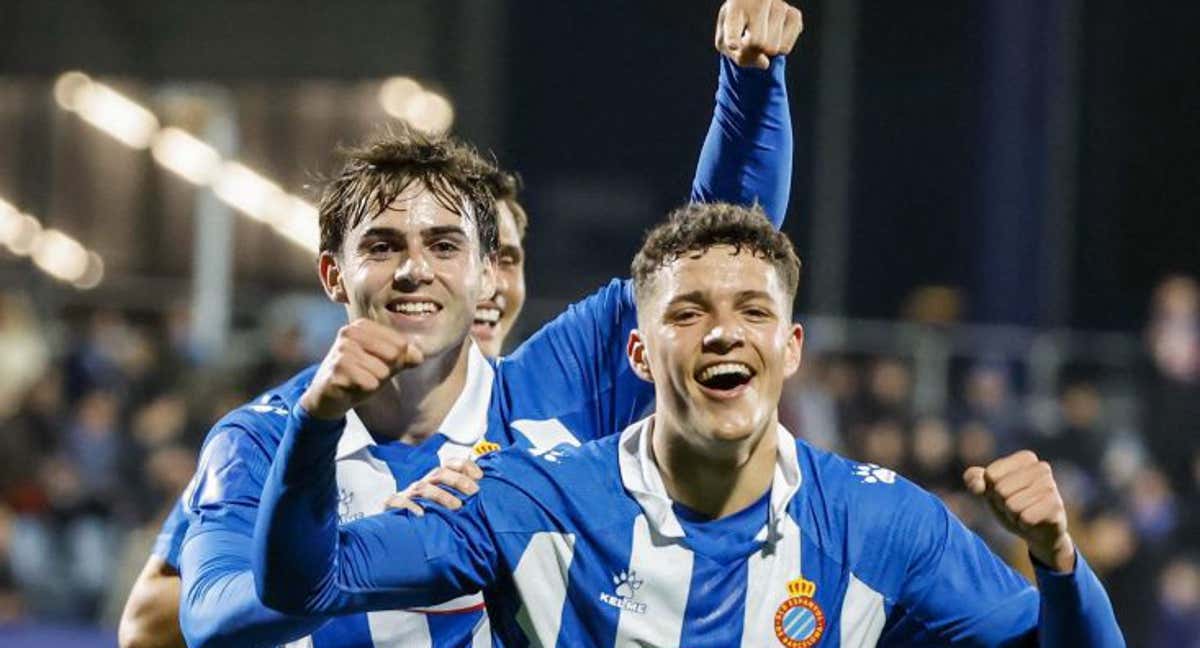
[421, 225, 468, 240]
[499, 243, 523, 259]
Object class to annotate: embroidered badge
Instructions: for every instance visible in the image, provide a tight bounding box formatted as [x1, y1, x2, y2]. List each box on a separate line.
[773, 578, 825, 648]
[472, 440, 500, 456]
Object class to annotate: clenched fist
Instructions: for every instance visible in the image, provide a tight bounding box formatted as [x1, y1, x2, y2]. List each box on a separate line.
[716, 0, 804, 70]
[299, 318, 424, 421]
[964, 450, 1077, 573]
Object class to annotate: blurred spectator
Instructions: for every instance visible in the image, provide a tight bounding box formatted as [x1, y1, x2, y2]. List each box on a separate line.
[1141, 275, 1200, 499]
[0, 292, 49, 418]
[66, 390, 123, 501]
[910, 416, 956, 491]
[779, 354, 842, 452]
[956, 361, 1027, 449]
[863, 357, 913, 423]
[1152, 556, 1200, 647]
[1041, 379, 1109, 477]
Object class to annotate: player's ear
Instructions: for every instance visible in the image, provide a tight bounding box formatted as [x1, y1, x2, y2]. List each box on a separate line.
[318, 251, 349, 304]
[782, 323, 804, 378]
[627, 329, 654, 383]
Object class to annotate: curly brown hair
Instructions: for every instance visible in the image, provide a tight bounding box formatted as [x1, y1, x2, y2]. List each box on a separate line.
[318, 126, 499, 257]
[631, 202, 801, 305]
[482, 169, 529, 239]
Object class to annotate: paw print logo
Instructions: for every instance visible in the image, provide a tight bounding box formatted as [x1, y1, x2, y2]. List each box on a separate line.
[854, 463, 896, 485]
[613, 570, 644, 598]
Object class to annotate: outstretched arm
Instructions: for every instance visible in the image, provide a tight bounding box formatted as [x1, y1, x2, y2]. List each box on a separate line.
[253, 405, 498, 616]
[691, 0, 802, 226]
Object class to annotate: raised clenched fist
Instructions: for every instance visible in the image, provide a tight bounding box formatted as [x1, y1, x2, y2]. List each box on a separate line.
[299, 318, 424, 421]
[716, 0, 804, 70]
[964, 450, 1077, 573]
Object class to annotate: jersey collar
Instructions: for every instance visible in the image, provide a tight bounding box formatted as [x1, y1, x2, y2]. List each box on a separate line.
[333, 341, 495, 460]
[617, 415, 803, 541]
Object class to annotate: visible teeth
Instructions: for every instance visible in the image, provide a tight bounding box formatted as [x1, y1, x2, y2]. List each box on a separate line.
[474, 308, 501, 323]
[697, 363, 752, 382]
[390, 301, 437, 315]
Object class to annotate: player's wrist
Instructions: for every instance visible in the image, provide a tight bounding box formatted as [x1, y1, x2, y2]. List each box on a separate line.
[1029, 532, 1076, 574]
[297, 389, 349, 422]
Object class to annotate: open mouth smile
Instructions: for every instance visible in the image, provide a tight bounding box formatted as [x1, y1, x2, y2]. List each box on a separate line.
[694, 361, 756, 396]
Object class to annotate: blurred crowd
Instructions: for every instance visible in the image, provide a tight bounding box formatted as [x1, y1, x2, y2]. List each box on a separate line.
[1, 276, 1199, 646]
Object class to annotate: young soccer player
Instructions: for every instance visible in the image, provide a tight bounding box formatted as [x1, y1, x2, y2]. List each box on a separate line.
[136, 3, 805, 647]
[253, 203, 1125, 647]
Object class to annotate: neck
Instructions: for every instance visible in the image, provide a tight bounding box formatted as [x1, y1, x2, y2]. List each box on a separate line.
[649, 415, 779, 520]
[355, 340, 472, 445]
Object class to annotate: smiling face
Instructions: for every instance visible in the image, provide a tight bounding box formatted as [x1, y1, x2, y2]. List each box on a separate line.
[629, 245, 803, 450]
[319, 180, 494, 360]
[471, 200, 526, 356]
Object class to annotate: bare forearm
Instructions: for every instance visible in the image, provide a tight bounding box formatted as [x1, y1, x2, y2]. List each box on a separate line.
[118, 556, 185, 648]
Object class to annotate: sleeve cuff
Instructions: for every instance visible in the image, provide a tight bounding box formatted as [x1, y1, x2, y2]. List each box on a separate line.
[291, 402, 347, 436]
[1032, 549, 1088, 602]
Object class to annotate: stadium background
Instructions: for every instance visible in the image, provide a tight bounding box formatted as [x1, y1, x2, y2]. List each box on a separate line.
[0, 1, 1197, 645]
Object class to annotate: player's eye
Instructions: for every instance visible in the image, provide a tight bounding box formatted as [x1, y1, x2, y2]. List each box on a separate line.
[366, 241, 395, 257]
[670, 308, 704, 324]
[743, 306, 773, 320]
[430, 240, 461, 256]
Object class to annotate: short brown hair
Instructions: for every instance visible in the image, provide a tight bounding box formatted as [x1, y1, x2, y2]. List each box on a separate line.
[482, 169, 529, 239]
[318, 126, 499, 257]
[631, 202, 801, 305]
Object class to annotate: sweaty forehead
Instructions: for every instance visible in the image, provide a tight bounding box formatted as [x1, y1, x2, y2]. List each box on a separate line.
[354, 182, 474, 238]
[654, 245, 785, 304]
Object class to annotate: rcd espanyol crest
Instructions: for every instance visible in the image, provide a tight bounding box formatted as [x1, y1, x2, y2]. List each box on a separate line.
[773, 577, 825, 647]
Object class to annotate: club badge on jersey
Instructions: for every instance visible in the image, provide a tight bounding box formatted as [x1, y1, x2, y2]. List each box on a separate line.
[773, 577, 825, 648]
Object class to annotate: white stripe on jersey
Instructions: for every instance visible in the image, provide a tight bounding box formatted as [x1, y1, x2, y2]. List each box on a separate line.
[511, 418, 581, 456]
[840, 573, 886, 647]
[740, 514, 803, 648]
[283, 636, 313, 648]
[514, 532, 576, 646]
[367, 609, 431, 646]
[613, 515, 693, 646]
[472, 613, 492, 648]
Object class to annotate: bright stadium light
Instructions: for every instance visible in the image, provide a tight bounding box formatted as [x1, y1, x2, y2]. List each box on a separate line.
[32, 228, 90, 282]
[379, 76, 424, 118]
[152, 127, 222, 185]
[267, 196, 319, 252]
[71, 81, 160, 149]
[404, 90, 455, 135]
[55, 72, 319, 255]
[3, 214, 43, 256]
[53, 71, 92, 110]
[212, 162, 284, 222]
[72, 251, 106, 290]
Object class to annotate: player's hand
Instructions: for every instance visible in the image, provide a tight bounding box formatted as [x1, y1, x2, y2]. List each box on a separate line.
[716, 0, 804, 70]
[385, 458, 484, 516]
[964, 450, 1076, 573]
[299, 317, 424, 421]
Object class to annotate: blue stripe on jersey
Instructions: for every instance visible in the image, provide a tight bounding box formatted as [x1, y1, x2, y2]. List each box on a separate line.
[425, 607, 485, 646]
[311, 613, 374, 648]
[367, 435, 448, 488]
[676, 493, 770, 646]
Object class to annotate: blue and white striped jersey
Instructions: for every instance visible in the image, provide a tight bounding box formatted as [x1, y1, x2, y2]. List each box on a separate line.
[257, 415, 1125, 647]
[173, 52, 796, 648]
[179, 280, 646, 648]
